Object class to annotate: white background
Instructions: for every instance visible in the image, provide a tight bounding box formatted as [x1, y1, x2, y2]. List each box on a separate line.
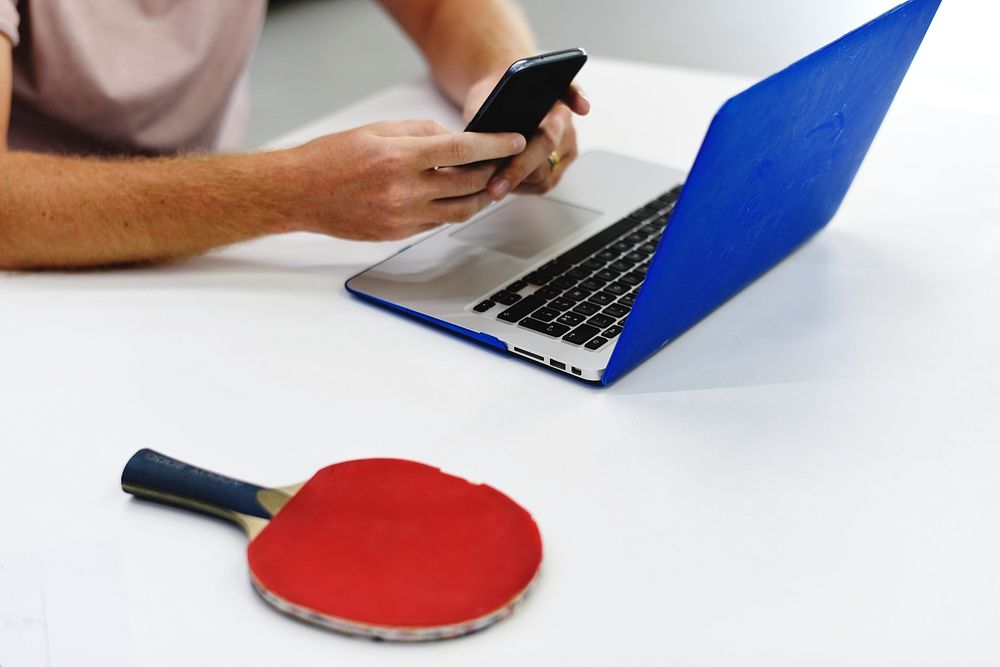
[248, 0, 999, 145]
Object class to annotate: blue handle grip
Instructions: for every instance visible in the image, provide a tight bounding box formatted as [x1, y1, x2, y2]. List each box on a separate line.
[121, 449, 271, 520]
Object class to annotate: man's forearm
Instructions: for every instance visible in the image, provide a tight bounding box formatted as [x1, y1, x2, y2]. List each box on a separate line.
[380, 0, 537, 105]
[0, 121, 530, 270]
[0, 150, 290, 270]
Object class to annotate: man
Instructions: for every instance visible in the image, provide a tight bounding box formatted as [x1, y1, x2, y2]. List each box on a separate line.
[0, 0, 588, 269]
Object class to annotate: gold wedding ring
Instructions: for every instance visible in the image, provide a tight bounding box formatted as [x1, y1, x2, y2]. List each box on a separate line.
[547, 150, 561, 172]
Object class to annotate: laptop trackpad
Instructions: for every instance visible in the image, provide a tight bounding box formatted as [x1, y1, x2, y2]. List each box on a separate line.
[451, 197, 602, 260]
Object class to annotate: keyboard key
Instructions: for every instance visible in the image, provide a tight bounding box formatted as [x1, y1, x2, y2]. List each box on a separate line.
[473, 300, 495, 313]
[492, 291, 522, 306]
[551, 276, 578, 291]
[624, 233, 645, 245]
[563, 287, 593, 302]
[556, 311, 585, 326]
[523, 271, 551, 286]
[610, 241, 632, 254]
[624, 251, 645, 264]
[595, 268, 621, 282]
[585, 336, 609, 350]
[609, 259, 634, 273]
[579, 278, 606, 292]
[563, 324, 601, 345]
[558, 216, 643, 264]
[603, 304, 630, 319]
[506, 280, 528, 293]
[497, 295, 546, 323]
[596, 249, 618, 262]
[605, 283, 630, 296]
[619, 295, 635, 308]
[567, 267, 591, 281]
[603, 325, 623, 338]
[588, 291, 616, 306]
[588, 314, 616, 329]
[532, 307, 559, 323]
[630, 205, 658, 219]
[548, 297, 575, 312]
[539, 260, 572, 276]
[519, 318, 571, 338]
[535, 286, 561, 300]
[580, 258, 605, 271]
[572, 301, 600, 316]
[618, 272, 643, 287]
[638, 242, 658, 254]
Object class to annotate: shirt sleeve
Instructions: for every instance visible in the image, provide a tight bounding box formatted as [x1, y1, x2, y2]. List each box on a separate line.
[0, 0, 19, 47]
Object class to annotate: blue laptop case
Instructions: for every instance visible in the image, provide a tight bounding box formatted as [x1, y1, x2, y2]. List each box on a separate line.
[602, 0, 940, 384]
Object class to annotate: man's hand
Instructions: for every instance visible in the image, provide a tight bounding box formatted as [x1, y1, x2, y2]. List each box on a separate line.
[462, 74, 590, 201]
[380, 0, 590, 199]
[282, 120, 526, 240]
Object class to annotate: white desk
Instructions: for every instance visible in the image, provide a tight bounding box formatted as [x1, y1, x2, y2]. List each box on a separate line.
[2, 57, 998, 666]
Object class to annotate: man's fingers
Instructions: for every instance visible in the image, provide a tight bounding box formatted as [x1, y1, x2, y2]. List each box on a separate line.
[487, 140, 553, 200]
[425, 163, 496, 198]
[522, 164, 550, 186]
[516, 144, 578, 195]
[429, 190, 494, 223]
[522, 117, 578, 186]
[487, 115, 563, 199]
[411, 131, 526, 168]
[561, 84, 591, 116]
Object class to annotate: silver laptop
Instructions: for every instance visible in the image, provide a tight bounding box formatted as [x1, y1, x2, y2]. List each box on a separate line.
[346, 0, 940, 384]
[348, 151, 680, 381]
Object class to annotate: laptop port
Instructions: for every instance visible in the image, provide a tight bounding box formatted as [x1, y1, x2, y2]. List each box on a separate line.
[549, 360, 566, 371]
[513, 347, 544, 362]
[571, 367, 582, 376]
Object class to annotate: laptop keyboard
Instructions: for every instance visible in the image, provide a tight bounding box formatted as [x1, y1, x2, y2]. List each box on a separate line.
[471, 186, 682, 351]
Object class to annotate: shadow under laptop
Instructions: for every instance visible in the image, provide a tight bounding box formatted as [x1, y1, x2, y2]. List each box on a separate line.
[608, 237, 853, 396]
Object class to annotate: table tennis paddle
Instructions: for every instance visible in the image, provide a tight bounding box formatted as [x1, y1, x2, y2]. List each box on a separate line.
[121, 449, 542, 640]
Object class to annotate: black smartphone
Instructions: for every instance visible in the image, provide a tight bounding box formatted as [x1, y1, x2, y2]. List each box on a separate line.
[465, 48, 587, 138]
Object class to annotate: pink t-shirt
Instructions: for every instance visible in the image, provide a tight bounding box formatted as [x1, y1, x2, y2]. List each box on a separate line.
[0, 0, 266, 155]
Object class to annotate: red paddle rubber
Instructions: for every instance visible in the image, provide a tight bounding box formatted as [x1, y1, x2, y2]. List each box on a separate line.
[247, 459, 542, 640]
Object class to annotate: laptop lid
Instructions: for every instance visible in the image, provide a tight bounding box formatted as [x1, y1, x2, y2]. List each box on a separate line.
[603, 0, 940, 385]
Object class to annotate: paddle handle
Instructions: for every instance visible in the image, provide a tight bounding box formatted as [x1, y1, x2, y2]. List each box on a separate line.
[122, 449, 272, 521]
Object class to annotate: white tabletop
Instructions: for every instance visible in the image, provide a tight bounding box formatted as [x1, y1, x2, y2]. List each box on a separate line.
[2, 57, 998, 666]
